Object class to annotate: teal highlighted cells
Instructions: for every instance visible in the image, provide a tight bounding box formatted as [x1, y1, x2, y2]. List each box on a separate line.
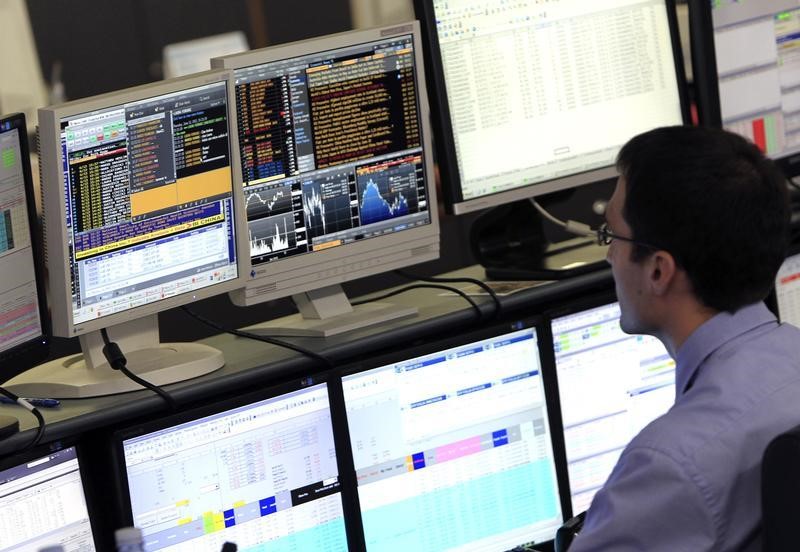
[362, 460, 558, 552]
[240, 518, 347, 552]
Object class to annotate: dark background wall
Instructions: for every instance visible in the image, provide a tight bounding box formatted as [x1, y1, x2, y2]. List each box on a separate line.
[22, 0, 611, 359]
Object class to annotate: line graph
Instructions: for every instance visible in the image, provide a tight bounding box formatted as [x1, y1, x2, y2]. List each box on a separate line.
[248, 212, 297, 257]
[302, 174, 352, 239]
[356, 162, 419, 226]
[245, 183, 293, 219]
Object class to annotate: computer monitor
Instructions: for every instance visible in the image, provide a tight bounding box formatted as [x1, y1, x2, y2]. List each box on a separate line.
[0, 113, 49, 385]
[414, 0, 688, 215]
[0, 444, 98, 551]
[211, 22, 439, 337]
[547, 298, 675, 516]
[775, 251, 800, 326]
[340, 320, 564, 550]
[5, 70, 250, 398]
[710, 1, 800, 174]
[114, 379, 348, 551]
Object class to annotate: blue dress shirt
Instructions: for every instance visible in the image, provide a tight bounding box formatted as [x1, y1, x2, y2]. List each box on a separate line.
[570, 302, 800, 551]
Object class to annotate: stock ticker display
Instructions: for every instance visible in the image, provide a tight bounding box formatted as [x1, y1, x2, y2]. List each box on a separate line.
[232, 34, 431, 265]
[61, 82, 240, 324]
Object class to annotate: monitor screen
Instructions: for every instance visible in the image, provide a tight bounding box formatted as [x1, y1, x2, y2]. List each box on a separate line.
[550, 301, 675, 515]
[0, 445, 97, 551]
[775, 251, 800, 326]
[712, 1, 800, 162]
[119, 383, 347, 551]
[37, 71, 248, 337]
[0, 113, 48, 375]
[342, 324, 563, 550]
[416, 0, 687, 214]
[214, 23, 439, 309]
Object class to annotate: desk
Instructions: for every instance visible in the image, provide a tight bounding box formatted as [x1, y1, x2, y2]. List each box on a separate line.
[0, 266, 612, 456]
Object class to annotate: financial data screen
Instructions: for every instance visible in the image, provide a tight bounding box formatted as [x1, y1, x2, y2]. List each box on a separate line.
[0, 122, 43, 353]
[122, 384, 347, 552]
[776, 252, 800, 326]
[60, 81, 239, 324]
[231, 33, 431, 264]
[713, 0, 800, 158]
[0, 446, 96, 551]
[343, 327, 562, 551]
[551, 302, 675, 514]
[431, 0, 683, 202]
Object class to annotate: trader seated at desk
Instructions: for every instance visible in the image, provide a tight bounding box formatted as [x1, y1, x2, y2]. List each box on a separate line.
[569, 126, 800, 551]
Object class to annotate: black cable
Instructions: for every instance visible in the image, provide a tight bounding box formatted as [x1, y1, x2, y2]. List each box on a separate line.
[351, 283, 483, 318]
[0, 386, 45, 451]
[100, 328, 178, 411]
[181, 306, 334, 370]
[394, 269, 502, 318]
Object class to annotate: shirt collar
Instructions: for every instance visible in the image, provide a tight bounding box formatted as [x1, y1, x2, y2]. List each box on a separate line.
[674, 302, 777, 396]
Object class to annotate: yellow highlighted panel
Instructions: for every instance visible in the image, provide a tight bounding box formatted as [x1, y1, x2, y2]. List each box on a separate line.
[130, 166, 232, 217]
[234, 500, 246, 508]
[178, 517, 193, 526]
[176, 499, 190, 507]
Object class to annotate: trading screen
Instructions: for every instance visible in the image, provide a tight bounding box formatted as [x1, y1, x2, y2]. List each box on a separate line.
[713, 0, 800, 157]
[551, 302, 675, 514]
[343, 327, 563, 551]
[776, 252, 800, 326]
[122, 384, 347, 552]
[231, 33, 431, 265]
[431, 0, 683, 201]
[0, 446, 96, 551]
[0, 122, 43, 353]
[59, 81, 240, 325]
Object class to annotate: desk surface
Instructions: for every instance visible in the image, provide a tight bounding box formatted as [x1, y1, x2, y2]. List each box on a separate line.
[0, 265, 612, 455]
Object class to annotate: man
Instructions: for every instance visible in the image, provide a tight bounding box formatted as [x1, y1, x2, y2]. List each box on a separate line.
[569, 126, 800, 551]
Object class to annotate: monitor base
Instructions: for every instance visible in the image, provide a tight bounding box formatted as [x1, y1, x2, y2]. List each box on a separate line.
[244, 284, 417, 337]
[0, 415, 19, 439]
[5, 316, 224, 398]
[245, 302, 417, 337]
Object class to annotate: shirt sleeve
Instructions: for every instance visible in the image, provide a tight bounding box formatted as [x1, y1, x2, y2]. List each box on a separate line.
[568, 445, 718, 552]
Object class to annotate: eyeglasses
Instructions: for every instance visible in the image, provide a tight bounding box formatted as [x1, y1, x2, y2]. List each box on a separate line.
[596, 222, 658, 250]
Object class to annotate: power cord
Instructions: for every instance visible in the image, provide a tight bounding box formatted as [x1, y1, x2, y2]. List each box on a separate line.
[394, 269, 502, 319]
[181, 306, 334, 370]
[529, 198, 597, 239]
[0, 387, 45, 451]
[100, 328, 178, 411]
[351, 283, 483, 318]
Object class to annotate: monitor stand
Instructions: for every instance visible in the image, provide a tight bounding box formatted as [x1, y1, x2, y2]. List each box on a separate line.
[471, 199, 608, 281]
[243, 284, 417, 338]
[4, 315, 224, 398]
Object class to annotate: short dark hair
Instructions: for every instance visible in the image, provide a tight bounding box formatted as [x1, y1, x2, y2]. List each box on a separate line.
[616, 125, 789, 313]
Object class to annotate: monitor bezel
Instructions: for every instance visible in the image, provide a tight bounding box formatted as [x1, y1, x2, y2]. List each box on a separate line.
[211, 22, 441, 307]
[0, 112, 50, 382]
[37, 70, 251, 338]
[0, 439, 101, 550]
[334, 315, 570, 548]
[110, 372, 361, 550]
[414, 0, 692, 215]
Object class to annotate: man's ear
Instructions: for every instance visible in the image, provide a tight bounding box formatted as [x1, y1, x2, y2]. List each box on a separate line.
[647, 250, 677, 296]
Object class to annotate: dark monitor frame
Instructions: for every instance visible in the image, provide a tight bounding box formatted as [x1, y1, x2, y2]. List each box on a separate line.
[332, 315, 572, 549]
[0, 113, 49, 383]
[109, 372, 362, 551]
[537, 287, 623, 520]
[0, 439, 101, 550]
[413, 0, 692, 215]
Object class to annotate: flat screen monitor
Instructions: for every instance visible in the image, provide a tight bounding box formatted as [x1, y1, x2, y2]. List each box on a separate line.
[341, 321, 564, 550]
[212, 22, 439, 337]
[711, 1, 800, 173]
[0, 444, 98, 551]
[0, 113, 49, 383]
[6, 70, 251, 398]
[115, 380, 348, 551]
[775, 251, 800, 326]
[549, 299, 675, 516]
[414, 0, 689, 214]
